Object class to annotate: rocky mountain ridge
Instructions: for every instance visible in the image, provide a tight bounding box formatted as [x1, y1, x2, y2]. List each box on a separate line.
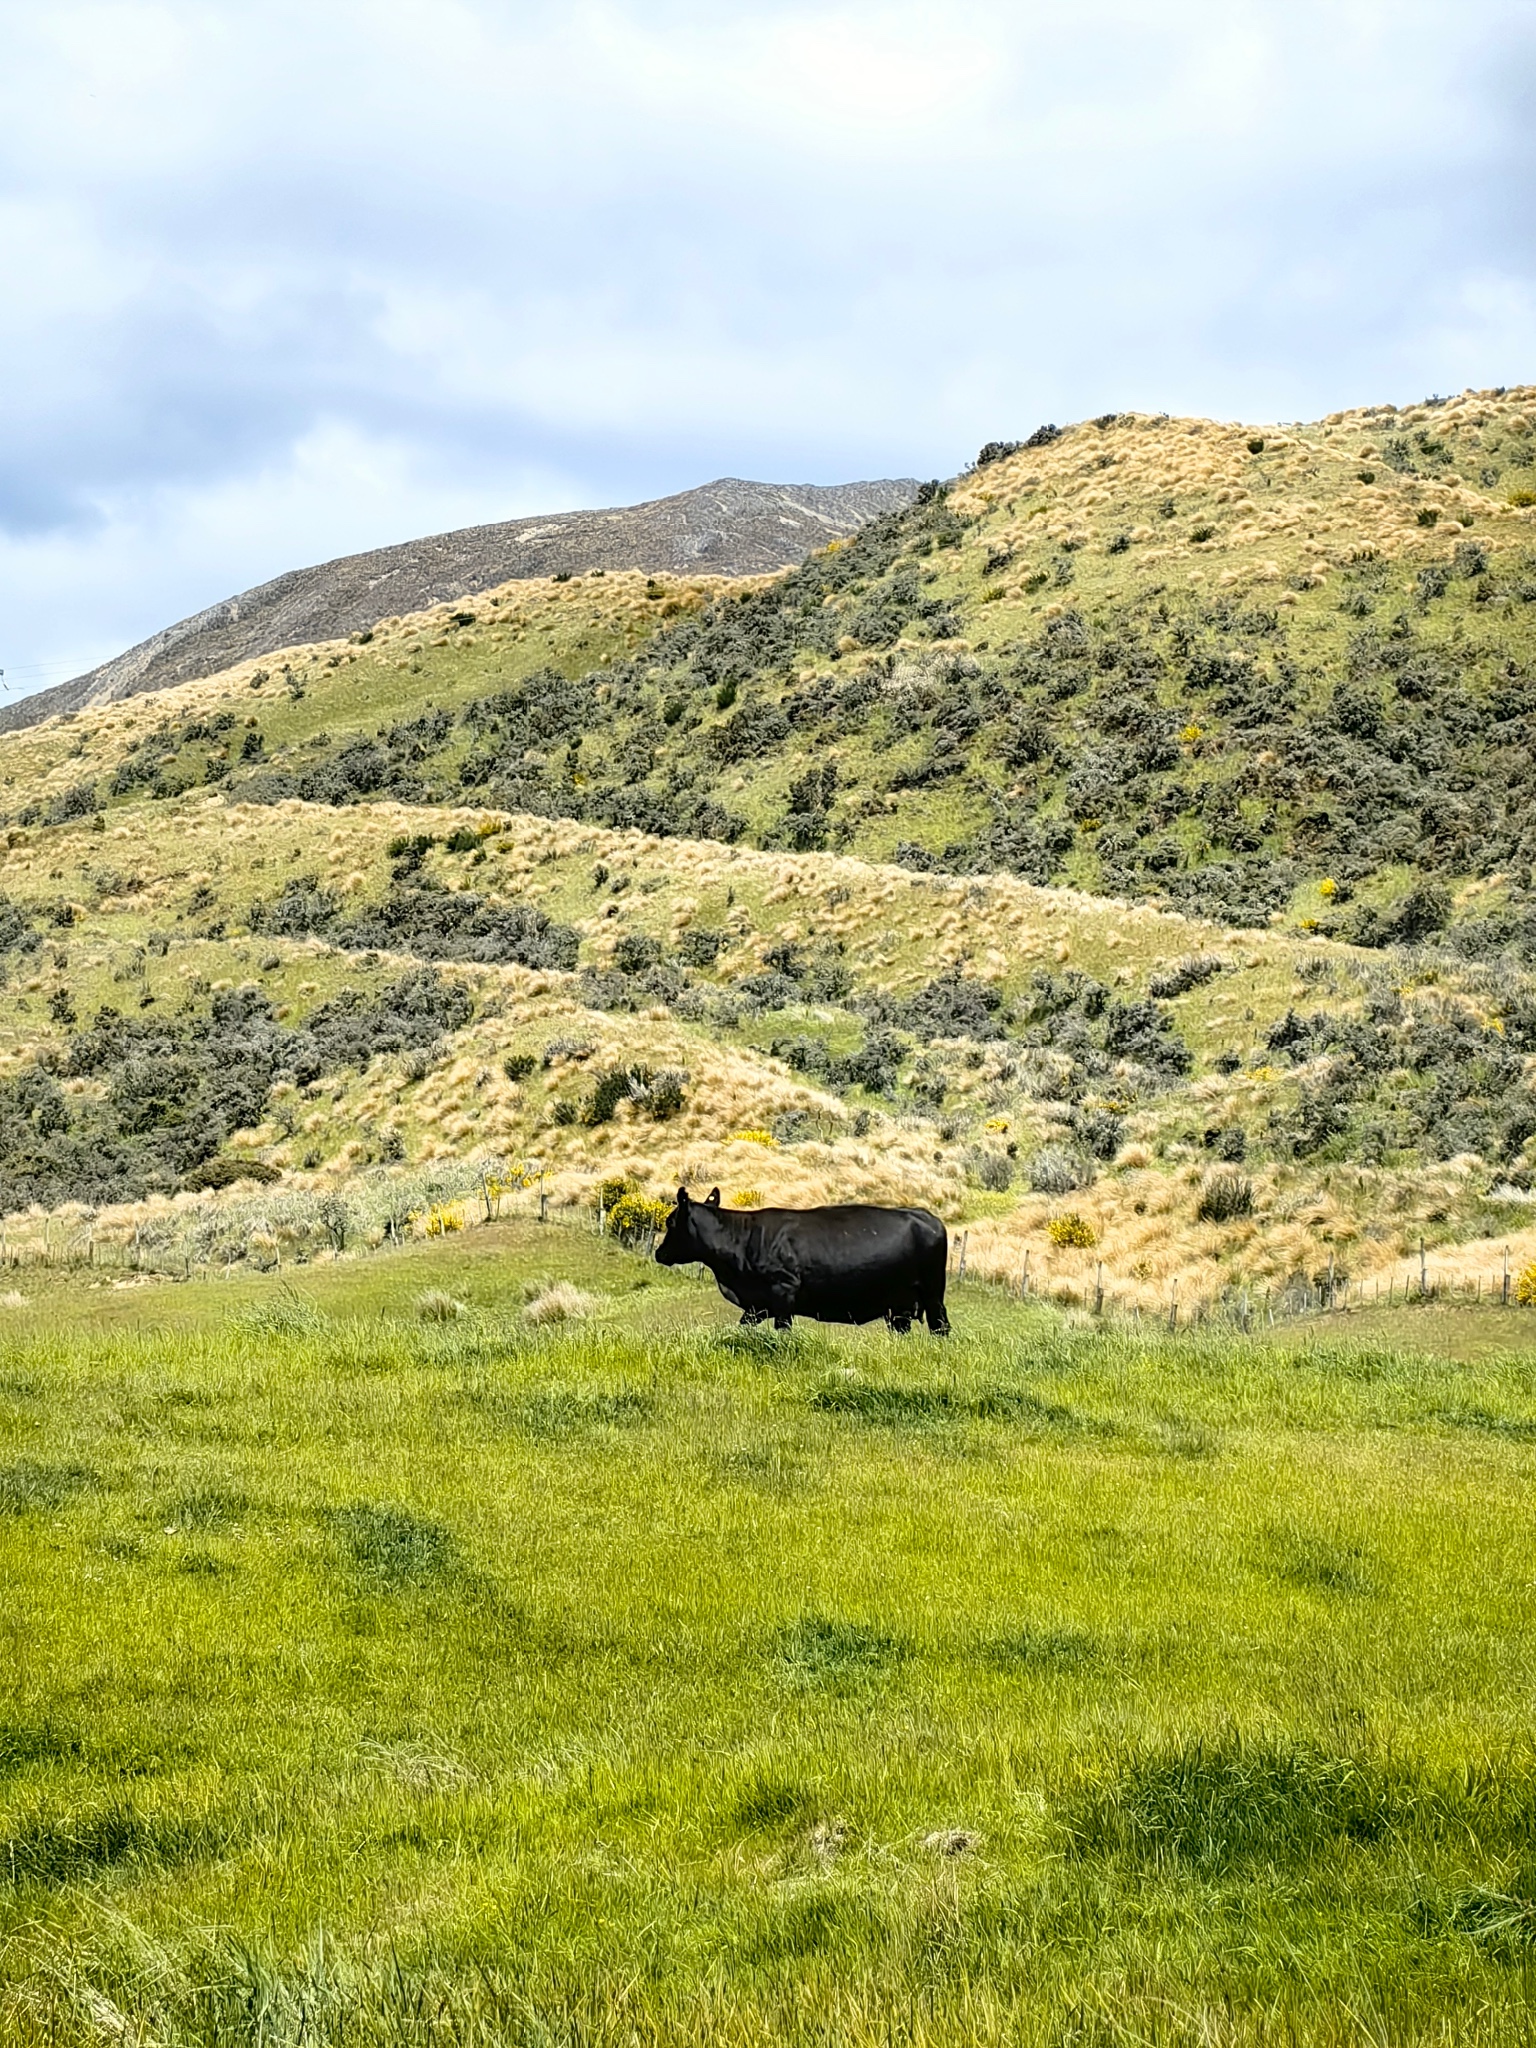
[3, 474, 917, 733]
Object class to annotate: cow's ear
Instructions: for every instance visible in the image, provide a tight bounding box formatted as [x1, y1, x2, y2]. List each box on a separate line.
[707, 1186, 721, 1207]
[675, 1186, 689, 1207]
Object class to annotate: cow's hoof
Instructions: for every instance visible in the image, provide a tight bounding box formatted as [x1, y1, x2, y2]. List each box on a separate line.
[888, 1316, 913, 1336]
[773, 1317, 793, 1332]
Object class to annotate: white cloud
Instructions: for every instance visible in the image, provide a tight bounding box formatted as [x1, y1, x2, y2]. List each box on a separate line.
[0, 0, 1532, 694]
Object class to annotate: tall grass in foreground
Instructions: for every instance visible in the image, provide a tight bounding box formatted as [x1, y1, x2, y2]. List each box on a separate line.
[5, 1254, 1536, 2042]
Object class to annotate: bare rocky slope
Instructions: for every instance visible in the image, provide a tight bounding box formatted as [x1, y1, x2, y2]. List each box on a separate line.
[4, 474, 917, 733]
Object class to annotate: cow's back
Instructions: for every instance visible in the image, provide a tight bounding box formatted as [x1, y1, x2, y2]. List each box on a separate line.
[763, 1203, 945, 1322]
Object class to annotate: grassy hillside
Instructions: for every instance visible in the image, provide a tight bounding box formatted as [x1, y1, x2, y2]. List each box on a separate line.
[3, 394, 1536, 2046]
[0, 789, 1528, 1312]
[0, 394, 1531, 1307]
[10, 388, 1536, 962]
[6, 1235, 1536, 2044]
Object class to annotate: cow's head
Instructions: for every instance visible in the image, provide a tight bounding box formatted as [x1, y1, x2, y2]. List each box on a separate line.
[654, 1185, 721, 1265]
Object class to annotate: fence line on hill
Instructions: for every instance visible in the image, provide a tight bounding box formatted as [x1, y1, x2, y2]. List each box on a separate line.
[0, 1202, 1528, 1329]
[946, 1229, 1533, 1330]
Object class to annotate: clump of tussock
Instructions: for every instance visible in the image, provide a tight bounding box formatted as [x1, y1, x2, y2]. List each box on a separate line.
[415, 1288, 468, 1323]
[237, 1286, 325, 1337]
[360, 1739, 473, 1792]
[523, 1281, 597, 1325]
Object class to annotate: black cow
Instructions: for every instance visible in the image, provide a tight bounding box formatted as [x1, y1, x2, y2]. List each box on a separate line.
[655, 1188, 950, 1334]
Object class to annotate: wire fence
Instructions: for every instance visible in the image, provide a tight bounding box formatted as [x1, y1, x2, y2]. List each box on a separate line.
[946, 1229, 1534, 1330]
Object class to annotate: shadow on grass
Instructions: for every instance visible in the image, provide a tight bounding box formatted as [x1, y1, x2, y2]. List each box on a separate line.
[983, 1625, 1100, 1673]
[0, 1457, 98, 1515]
[463, 1385, 656, 1438]
[1429, 1405, 1536, 1443]
[1069, 1736, 1398, 1870]
[325, 1502, 460, 1590]
[773, 1616, 907, 1690]
[3, 1800, 222, 1888]
[1255, 1525, 1380, 1596]
[809, 1378, 1118, 1437]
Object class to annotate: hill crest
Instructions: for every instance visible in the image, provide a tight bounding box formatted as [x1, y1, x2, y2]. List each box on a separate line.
[3, 474, 918, 734]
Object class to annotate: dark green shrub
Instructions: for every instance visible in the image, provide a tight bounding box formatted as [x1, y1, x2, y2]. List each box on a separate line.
[182, 1157, 281, 1191]
[675, 927, 723, 969]
[583, 1068, 639, 1126]
[1148, 955, 1223, 999]
[970, 1149, 1014, 1192]
[1028, 1148, 1093, 1195]
[612, 932, 662, 976]
[1197, 1172, 1254, 1223]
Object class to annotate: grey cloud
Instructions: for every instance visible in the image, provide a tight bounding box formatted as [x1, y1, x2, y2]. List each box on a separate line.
[0, 0, 1534, 695]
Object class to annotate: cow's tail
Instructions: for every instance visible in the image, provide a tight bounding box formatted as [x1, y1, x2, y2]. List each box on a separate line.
[918, 1216, 950, 1335]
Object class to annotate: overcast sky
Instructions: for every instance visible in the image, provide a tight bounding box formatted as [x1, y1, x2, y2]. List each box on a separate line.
[1, 0, 1533, 698]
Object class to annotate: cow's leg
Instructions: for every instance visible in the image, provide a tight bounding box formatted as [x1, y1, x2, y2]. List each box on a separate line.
[772, 1314, 794, 1332]
[739, 1306, 768, 1327]
[920, 1249, 950, 1336]
[887, 1312, 913, 1336]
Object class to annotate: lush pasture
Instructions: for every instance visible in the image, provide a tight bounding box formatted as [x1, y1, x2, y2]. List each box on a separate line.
[5, 1231, 1536, 2044]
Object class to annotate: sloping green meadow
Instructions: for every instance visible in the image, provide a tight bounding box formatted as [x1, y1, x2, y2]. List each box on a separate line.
[5, 1232, 1536, 2043]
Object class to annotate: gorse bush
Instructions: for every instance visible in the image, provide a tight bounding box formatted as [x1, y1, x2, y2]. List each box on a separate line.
[1049, 1212, 1097, 1248]
[606, 1192, 673, 1247]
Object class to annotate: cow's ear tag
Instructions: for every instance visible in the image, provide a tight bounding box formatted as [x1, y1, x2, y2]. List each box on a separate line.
[707, 1187, 721, 1207]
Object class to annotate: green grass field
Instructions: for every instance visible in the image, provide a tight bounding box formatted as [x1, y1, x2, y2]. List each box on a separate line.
[6, 1227, 1536, 2044]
